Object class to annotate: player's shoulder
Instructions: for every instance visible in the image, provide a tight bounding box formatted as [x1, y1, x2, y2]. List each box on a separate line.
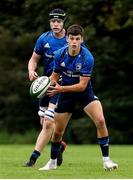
[54, 45, 68, 62]
[81, 46, 94, 60]
[37, 31, 51, 41]
[81, 46, 92, 55]
[56, 45, 68, 55]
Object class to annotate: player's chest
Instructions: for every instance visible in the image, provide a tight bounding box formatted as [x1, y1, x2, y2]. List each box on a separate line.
[61, 56, 83, 72]
[44, 38, 66, 52]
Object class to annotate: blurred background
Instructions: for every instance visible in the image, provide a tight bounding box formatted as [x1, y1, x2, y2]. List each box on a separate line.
[0, 0, 133, 144]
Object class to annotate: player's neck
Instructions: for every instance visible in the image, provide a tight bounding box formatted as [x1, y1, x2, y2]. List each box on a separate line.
[68, 47, 81, 56]
[53, 29, 65, 39]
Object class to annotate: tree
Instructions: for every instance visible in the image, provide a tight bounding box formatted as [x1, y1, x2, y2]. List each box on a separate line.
[0, 0, 133, 143]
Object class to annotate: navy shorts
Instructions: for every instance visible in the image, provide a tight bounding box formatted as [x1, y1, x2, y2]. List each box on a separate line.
[39, 94, 58, 107]
[55, 88, 98, 113]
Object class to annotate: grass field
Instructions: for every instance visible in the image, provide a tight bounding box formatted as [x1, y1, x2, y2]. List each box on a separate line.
[0, 144, 133, 179]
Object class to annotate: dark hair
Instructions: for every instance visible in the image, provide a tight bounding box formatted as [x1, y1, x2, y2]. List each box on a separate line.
[49, 8, 66, 21]
[67, 24, 84, 36]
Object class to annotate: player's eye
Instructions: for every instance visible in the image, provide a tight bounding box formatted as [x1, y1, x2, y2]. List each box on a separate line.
[70, 37, 74, 41]
[56, 19, 63, 23]
[76, 37, 80, 41]
[50, 19, 63, 23]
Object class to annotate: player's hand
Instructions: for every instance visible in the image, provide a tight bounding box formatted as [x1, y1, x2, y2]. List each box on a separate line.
[28, 70, 38, 81]
[46, 81, 62, 96]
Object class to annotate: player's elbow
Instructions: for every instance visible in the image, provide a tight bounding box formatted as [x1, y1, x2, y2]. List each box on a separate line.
[78, 84, 87, 92]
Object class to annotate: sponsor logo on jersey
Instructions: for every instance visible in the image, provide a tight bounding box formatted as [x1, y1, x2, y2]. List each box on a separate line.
[45, 53, 53, 58]
[44, 43, 50, 48]
[76, 63, 82, 71]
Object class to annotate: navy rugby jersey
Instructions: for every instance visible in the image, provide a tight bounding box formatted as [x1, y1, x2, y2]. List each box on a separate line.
[34, 31, 67, 76]
[54, 46, 94, 88]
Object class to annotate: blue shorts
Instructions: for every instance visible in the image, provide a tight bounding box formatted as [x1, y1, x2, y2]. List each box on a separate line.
[55, 88, 98, 113]
[39, 94, 58, 107]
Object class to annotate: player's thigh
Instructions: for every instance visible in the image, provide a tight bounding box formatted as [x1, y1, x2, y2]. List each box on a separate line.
[54, 112, 72, 132]
[48, 102, 56, 109]
[83, 100, 105, 122]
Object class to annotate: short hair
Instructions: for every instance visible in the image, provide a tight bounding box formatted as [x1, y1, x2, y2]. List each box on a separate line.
[49, 8, 66, 21]
[67, 24, 84, 36]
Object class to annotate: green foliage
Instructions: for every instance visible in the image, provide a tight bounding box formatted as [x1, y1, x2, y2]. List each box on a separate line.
[0, 129, 38, 144]
[0, 0, 133, 144]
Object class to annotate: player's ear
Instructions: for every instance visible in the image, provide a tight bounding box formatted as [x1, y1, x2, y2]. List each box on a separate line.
[81, 37, 83, 43]
[66, 35, 69, 43]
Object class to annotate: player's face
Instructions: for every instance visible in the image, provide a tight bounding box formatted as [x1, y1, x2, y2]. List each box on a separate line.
[50, 18, 64, 34]
[67, 34, 83, 52]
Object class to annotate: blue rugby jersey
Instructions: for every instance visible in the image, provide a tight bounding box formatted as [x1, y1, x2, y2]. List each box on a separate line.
[53, 45, 94, 88]
[34, 31, 67, 76]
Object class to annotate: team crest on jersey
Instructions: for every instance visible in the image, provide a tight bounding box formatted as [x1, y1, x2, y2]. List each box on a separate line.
[44, 43, 50, 48]
[76, 63, 82, 71]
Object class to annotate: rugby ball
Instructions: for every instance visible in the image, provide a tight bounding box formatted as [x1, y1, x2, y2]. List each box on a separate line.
[30, 76, 51, 98]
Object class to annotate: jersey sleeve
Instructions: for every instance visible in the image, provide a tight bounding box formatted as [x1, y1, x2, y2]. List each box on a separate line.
[80, 52, 94, 77]
[34, 33, 46, 55]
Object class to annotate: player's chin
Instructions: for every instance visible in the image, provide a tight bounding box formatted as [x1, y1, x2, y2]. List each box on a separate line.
[52, 28, 61, 33]
[72, 45, 77, 49]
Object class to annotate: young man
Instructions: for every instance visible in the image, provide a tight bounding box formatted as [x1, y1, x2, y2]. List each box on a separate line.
[24, 8, 67, 167]
[39, 24, 118, 171]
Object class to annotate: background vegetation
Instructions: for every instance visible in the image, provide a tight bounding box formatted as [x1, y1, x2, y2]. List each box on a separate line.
[0, 0, 133, 144]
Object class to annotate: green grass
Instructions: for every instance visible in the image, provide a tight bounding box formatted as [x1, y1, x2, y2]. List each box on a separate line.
[0, 144, 133, 179]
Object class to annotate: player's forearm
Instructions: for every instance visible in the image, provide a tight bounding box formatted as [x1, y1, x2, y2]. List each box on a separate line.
[28, 59, 37, 72]
[60, 76, 90, 93]
[28, 52, 41, 72]
[50, 72, 60, 82]
[28, 58, 39, 81]
[60, 83, 87, 93]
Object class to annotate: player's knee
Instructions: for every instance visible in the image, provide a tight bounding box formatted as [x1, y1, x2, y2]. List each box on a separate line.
[95, 117, 106, 129]
[45, 119, 54, 130]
